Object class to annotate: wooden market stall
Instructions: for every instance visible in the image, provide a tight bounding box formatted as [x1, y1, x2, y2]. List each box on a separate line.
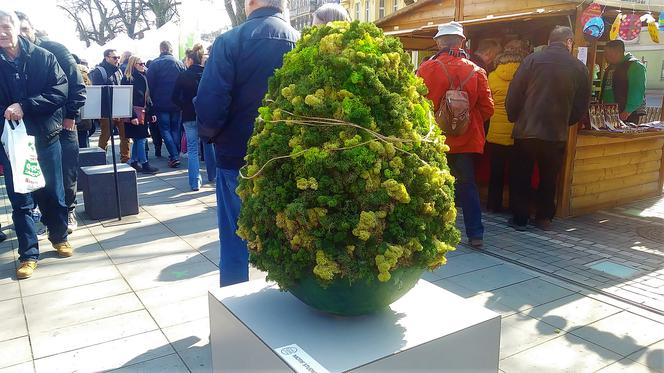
[376, 0, 664, 218]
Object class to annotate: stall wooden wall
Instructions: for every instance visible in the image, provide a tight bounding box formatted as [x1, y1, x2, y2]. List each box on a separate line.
[568, 134, 664, 216]
[461, 0, 576, 20]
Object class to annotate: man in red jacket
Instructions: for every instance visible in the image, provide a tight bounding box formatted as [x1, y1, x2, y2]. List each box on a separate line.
[418, 22, 494, 248]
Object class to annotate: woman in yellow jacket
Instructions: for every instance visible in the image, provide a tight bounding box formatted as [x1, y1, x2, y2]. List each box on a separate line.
[487, 41, 529, 213]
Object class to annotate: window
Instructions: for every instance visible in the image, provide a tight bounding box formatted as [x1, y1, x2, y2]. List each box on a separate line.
[365, 0, 370, 21]
[379, 0, 385, 18]
[355, 2, 360, 20]
[393, 0, 398, 13]
[660, 61, 664, 81]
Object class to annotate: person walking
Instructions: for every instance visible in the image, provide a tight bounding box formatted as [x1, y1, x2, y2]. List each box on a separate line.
[505, 26, 590, 231]
[311, 3, 350, 25]
[417, 21, 494, 248]
[486, 40, 528, 213]
[0, 8, 74, 279]
[172, 44, 214, 191]
[600, 40, 647, 124]
[75, 61, 94, 148]
[18, 12, 87, 233]
[195, 0, 299, 286]
[122, 56, 159, 175]
[147, 41, 185, 168]
[89, 49, 131, 162]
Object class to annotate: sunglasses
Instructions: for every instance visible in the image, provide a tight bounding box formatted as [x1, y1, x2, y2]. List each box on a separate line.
[136, 62, 145, 66]
[109, 56, 120, 60]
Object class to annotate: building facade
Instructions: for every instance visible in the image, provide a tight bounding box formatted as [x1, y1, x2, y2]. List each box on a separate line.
[341, 0, 404, 22]
[289, 0, 342, 30]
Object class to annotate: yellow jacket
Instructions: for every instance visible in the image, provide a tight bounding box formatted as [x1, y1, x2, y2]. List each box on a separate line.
[487, 62, 520, 146]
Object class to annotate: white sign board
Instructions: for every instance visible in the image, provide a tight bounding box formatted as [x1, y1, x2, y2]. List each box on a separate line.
[577, 47, 588, 65]
[80, 85, 133, 120]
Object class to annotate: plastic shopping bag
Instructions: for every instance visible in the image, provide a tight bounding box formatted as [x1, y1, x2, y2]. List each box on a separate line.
[1, 119, 45, 193]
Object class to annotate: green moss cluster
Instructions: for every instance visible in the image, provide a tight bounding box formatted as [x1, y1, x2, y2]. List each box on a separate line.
[237, 21, 459, 289]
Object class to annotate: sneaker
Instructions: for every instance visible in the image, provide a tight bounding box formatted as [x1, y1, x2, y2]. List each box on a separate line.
[67, 211, 78, 234]
[16, 260, 37, 279]
[129, 161, 141, 171]
[31, 207, 42, 224]
[141, 162, 159, 175]
[168, 159, 181, 168]
[53, 241, 74, 258]
[508, 218, 527, 232]
[469, 238, 484, 248]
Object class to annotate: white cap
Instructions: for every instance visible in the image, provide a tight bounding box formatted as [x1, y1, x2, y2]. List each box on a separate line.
[434, 21, 465, 40]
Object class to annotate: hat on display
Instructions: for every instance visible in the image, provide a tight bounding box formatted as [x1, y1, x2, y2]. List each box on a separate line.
[434, 21, 466, 39]
[583, 16, 605, 40]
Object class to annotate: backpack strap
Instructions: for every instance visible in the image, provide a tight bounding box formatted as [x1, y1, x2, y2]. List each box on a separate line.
[434, 60, 479, 90]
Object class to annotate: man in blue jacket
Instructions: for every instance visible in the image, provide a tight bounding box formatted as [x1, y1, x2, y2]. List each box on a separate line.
[0, 9, 73, 279]
[147, 41, 185, 168]
[196, 0, 299, 287]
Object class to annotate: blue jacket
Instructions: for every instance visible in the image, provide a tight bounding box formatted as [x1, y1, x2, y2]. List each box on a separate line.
[196, 7, 299, 169]
[146, 52, 185, 112]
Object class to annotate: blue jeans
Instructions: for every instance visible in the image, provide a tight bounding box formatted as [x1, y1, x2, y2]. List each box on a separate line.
[60, 129, 79, 211]
[447, 153, 484, 240]
[157, 111, 181, 161]
[183, 121, 215, 189]
[216, 168, 248, 287]
[130, 138, 148, 164]
[0, 140, 68, 262]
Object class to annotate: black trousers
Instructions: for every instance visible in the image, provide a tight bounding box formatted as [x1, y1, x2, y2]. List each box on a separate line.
[149, 122, 163, 155]
[487, 142, 512, 213]
[510, 139, 566, 226]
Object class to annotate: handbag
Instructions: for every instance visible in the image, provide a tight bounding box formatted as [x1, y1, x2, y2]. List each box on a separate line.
[1, 119, 46, 193]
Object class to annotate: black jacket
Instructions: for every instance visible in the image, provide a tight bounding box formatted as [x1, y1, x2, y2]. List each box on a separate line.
[0, 37, 68, 146]
[122, 70, 149, 110]
[146, 52, 185, 112]
[35, 38, 86, 120]
[89, 59, 123, 85]
[172, 64, 203, 122]
[506, 43, 590, 142]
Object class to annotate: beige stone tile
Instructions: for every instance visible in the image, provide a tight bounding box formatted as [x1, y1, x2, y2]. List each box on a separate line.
[33, 331, 174, 373]
[627, 338, 664, 372]
[116, 253, 217, 291]
[500, 313, 561, 359]
[21, 252, 114, 279]
[440, 264, 537, 294]
[0, 362, 34, 373]
[0, 298, 27, 342]
[22, 278, 131, 310]
[18, 265, 121, 297]
[104, 236, 198, 265]
[0, 337, 32, 369]
[147, 295, 208, 329]
[135, 274, 218, 309]
[525, 293, 623, 332]
[500, 334, 621, 372]
[109, 354, 188, 373]
[571, 311, 664, 357]
[30, 310, 158, 358]
[162, 319, 211, 373]
[0, 282, 20, 301]
[597, 358, 660, 373]
[26, 292, 144, 332]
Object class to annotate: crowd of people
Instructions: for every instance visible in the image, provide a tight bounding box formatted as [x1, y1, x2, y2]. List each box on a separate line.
[0, 0, 646, 286]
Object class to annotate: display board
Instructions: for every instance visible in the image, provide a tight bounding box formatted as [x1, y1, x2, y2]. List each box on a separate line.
[80, 85, 133, 120]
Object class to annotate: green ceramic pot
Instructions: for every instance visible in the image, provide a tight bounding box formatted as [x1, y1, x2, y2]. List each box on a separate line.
[288, 266, 425, 316]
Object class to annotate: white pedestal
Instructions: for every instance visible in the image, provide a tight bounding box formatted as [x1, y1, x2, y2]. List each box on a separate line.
[209, 279, 501, 372]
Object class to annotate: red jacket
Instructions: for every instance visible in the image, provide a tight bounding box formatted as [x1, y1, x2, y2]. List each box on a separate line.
[418, 53, 494, 154]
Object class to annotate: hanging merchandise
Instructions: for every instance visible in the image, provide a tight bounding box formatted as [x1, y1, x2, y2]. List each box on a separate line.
[584, 16, 605, 40]
[582, 3, 603, 26]
[659, 13, 664, 31]
[610, 13, 622, 40]
[641, 13, 660, 43]
[619, 13, 642, 41]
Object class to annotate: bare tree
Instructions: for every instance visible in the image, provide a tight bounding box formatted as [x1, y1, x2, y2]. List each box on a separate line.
[224, 0, 246, 27]
[57, 0, 181, 46]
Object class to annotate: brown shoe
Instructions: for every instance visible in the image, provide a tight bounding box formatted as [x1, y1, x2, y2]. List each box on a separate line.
[534, 218, 552, 231]
[53, 241, 74, 258]
[469, 238, 484, 249]
[17, 261, 38, 279]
